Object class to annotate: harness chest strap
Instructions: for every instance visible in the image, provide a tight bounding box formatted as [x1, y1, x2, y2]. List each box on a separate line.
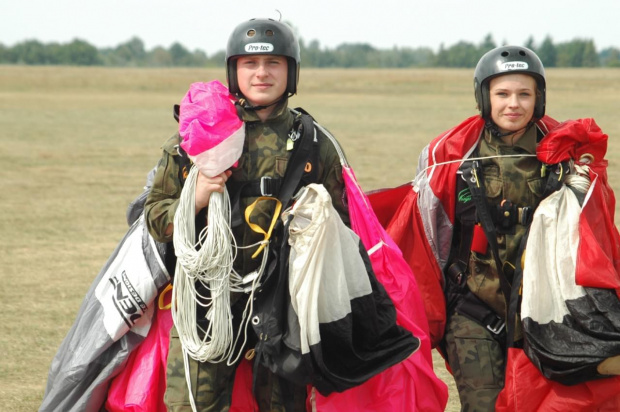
[228, 111, 317, 228]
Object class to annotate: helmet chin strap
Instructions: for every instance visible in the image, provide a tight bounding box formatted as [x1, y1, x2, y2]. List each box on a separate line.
[236, 94, 287, 112]
[485, 119, 534, 139]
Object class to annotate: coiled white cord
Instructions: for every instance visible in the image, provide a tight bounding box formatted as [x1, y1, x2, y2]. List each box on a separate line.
[173, 165, 240, 363]
[172, 165, 271, 412]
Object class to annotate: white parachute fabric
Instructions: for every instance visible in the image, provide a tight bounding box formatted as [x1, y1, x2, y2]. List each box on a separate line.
[283, 183, 372, 354]
[521, 184, 585, 324]
[39, 216, 170, 412]
[521, 184, 620, 384]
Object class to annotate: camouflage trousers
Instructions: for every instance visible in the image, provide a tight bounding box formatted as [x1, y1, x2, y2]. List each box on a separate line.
[443, 311, 505, 412]
[164, 325, 307, 412]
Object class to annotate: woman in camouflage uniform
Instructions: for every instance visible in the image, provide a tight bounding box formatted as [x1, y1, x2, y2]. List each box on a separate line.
[439, 46, 551, 411]
[387, 44, 620, 411]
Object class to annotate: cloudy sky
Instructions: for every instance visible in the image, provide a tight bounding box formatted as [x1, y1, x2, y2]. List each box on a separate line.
[3, 0, 619, 54]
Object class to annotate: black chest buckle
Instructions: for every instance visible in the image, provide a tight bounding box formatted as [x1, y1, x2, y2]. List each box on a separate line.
[494, 199, 519, 234]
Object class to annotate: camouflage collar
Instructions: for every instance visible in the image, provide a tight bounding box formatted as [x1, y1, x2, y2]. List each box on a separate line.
[237, 99, 290, 123]
[483, 124, 538, 154]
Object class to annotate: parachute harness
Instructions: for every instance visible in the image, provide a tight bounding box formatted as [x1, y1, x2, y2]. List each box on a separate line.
[415, 153, 591, 196]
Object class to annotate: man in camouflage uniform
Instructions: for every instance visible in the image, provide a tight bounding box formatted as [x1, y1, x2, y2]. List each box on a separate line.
[441, 46, 550, 411]
[144, 18, 348, 412]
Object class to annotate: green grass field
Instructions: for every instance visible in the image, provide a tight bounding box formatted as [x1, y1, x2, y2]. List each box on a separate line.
[1, 65, 619, 412]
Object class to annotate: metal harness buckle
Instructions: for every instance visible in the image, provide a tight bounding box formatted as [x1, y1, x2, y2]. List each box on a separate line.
[486, 316, 506, 335]
[260, 176, 273, 196]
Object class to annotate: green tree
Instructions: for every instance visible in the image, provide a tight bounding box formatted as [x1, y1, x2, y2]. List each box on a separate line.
[524, 36, 536, 51]
[556, 39, 599, 67]
[300, 38, 323, 67]
[378, 46, 433, 68]
[537, 36, 557, 67]
[608, 49, 620, 67]
[582, 40, 599, 67]
[205, 50, 226, 67]
[59, 39, 100, 65]
[169, 42, 191, 66]
[434, 43, 449, 67]
[113, 37, 146, 66]
[556, 42, 576, 67]
[600, 47, 620, 67]
[443, 41, 478, 67]
[12, 40, 49, 64]
[45, 42, 64, 64]
[0, 43, 15, 63]
[146, 46, 172, 67]
[333, 43, 376, 67]
[479, 34, 497, 56]
[402, 47, 434, 67]
[188, 50, 208, 67]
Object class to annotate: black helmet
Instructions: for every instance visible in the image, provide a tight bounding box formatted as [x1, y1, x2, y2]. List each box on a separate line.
[474, 45, 546, 120]
[225, 18, 300, 96]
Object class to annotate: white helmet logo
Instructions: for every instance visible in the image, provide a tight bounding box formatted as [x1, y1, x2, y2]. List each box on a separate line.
[244, 43, 274, 53]
[499, 61, 529, 71]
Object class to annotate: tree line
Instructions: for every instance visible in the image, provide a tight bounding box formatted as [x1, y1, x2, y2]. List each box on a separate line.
[1, 34, 619, 68]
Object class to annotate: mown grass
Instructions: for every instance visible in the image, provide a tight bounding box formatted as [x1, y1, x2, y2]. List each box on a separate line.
[1, 65, 619, 412]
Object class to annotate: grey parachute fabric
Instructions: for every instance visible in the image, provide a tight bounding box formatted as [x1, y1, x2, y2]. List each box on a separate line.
[126, 166, 157, 226]
[39, 216, 170, 412]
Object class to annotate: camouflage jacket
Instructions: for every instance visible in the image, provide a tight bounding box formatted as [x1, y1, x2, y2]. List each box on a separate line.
[144, 99, 348, 276]
[466, 125, 546, 319]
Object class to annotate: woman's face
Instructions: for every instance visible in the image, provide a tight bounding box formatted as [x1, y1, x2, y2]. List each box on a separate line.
[489, 73, 537, 135]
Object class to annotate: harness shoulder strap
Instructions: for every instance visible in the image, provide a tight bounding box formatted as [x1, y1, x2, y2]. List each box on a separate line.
[276, 111, 316, 208]
[461, 161, 513, 303]
[447, 173, 477, 286]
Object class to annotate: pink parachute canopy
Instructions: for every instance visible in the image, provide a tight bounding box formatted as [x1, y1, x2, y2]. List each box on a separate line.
[179, 80, 245, 176]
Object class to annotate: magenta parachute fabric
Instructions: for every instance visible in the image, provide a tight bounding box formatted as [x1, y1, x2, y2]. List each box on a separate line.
[178, 80, 244, 176]
[105, 304, 173, 412]
[313, 167, 448, 412]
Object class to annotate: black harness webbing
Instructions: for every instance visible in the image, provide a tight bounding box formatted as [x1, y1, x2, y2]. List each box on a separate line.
[542, 161, 570, 198]
[227, 110, 317, 228]
[247, 112, 318, 396]
[276, 113, 315, 208]
[458, 290, 507, 339]
[462, 161, 514, 303]
[457, 156, 569, 349]
[445, 169, 508, 342]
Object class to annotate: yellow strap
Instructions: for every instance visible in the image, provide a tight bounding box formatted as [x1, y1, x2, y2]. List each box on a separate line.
[244, 196, 282, 259]
[472, 167, 481, 188]
[158, 283, 173, 310]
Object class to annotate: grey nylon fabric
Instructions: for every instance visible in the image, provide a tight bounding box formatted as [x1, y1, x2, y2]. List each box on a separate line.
[39, 217, 169, 412]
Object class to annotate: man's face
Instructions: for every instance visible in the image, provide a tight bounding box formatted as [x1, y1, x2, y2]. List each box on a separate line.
[236, 55, 288, 107]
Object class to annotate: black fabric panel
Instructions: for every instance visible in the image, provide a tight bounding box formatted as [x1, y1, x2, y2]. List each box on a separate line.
[251, 227, 419, 395]
[311, 300, 419, 395]
[523, 287, 620, 385]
